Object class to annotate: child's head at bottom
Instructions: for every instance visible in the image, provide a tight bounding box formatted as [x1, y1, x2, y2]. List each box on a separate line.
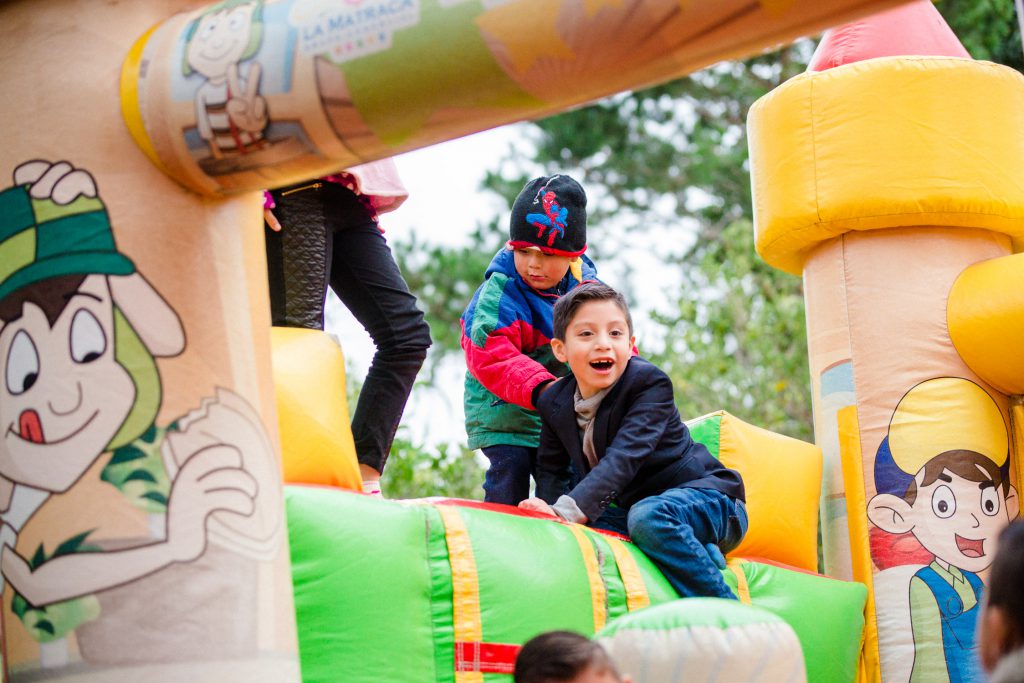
[980, 519, 1024, 673]
[514, 631, 627, 683]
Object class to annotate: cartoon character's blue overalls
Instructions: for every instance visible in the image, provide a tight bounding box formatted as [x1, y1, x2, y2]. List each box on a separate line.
[916, 565, 984, 683]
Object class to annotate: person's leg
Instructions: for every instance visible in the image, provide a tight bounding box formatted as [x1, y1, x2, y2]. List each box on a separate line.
[264, 184, 330, 329]
[326, 189, 431, 480]
[481, 445, 535, 505]
[626, 488, 740, 599]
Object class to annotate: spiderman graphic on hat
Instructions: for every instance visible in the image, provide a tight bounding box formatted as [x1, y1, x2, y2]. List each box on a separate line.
[525, 184, 568, 248]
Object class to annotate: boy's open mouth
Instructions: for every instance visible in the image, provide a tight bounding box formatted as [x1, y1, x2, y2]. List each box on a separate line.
[590, 360, 614, 371]
[955, 534, 985, 558]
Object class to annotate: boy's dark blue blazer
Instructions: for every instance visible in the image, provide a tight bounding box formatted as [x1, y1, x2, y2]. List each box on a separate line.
[534, 356, 745, 523]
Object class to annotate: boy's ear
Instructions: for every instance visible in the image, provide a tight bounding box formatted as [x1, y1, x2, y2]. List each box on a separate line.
[867, 493, 915, 535]
[550, 337, 567, 363]
[1005, 485, 1019, 521]
[108, 273, 185, 357]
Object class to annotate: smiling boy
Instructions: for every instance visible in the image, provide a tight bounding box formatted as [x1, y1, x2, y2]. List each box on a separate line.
[519, 282, 747, 599]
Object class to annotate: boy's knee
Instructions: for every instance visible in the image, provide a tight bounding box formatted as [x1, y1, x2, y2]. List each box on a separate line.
[626, 497, 672, 539]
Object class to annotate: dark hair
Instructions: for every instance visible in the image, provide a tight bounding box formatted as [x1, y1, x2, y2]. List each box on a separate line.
[987, 520, 1024, 648]
[552, 282, 632, 341]
[0, 274, 87, 325]
[514, 631, 620, 683]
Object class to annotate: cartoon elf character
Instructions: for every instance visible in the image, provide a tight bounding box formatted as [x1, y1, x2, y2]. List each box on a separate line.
[183, 0, 268, 159]
[868, 377, 1019, 683]
[0, 160, 279, 644]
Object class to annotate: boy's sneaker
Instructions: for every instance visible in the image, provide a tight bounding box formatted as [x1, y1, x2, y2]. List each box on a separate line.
[362, 480, 383, 497]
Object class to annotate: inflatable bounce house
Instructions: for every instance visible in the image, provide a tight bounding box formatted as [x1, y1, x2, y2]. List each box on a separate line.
[0, 0, 1020, 681]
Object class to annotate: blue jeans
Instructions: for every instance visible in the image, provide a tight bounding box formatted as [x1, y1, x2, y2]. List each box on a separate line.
[591, 488, 748, 599]
[481, 445, 536, 505]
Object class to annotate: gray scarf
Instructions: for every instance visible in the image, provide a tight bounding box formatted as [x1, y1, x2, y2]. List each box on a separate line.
[574, 386, 610, 469]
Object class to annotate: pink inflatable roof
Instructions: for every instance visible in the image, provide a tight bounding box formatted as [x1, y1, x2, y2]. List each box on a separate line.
[807, 0, 970, 72]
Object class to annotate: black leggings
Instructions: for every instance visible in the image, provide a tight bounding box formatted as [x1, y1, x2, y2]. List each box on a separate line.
[265, 181, 432, 473]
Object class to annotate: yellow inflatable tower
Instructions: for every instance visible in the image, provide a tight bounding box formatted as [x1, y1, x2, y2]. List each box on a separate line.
[748, 2, 1024, 681]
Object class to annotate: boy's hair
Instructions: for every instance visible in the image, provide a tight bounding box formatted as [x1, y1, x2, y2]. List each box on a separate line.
[987, 520, 1024, 648]
[514, 630, 620, 683]
[552, 282, 633, 341]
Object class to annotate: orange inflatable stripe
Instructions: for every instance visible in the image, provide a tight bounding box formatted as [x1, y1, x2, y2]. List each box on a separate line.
[603, 535, 651, 612]
[726, 559, 752, 605]
[436, 505, 484, 683]
[567, 524, 608, 632]
[838, 405, 880, 683]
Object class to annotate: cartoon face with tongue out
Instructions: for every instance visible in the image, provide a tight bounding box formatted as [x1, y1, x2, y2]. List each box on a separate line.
[2, 273, 138, 493]
[868, 377, 1018, 682]
[0, 160, 278, 632]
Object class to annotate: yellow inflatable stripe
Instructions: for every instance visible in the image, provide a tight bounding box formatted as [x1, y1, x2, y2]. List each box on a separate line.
[604, 536, 650, 612]
[568, 524, 607, 632]
[436, 505, 484, 683]
[119, 23, 169, 175]
[726, 558, 751, 605]
[838, 406, 880, 683]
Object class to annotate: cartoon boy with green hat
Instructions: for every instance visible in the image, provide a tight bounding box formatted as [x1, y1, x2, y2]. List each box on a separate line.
[0, 160, 279, 644]
[868, 377, 1019, 683]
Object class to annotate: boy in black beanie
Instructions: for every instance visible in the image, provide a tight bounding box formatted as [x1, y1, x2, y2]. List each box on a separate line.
[461, 174, 600, 505]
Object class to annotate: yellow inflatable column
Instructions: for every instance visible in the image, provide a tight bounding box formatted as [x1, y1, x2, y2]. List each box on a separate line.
[271, 328, 361, 490]
[0, 1, 298, 679]
[748, 2, 1024, 681]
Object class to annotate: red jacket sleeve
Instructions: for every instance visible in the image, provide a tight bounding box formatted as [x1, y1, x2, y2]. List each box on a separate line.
[461, 319, 555, 410]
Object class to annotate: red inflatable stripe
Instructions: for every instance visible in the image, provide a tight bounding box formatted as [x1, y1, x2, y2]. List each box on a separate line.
[455, 641, 520, 674]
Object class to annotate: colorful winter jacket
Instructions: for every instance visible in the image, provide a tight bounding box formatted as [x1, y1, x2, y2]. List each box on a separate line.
[461, 247, 598, 449]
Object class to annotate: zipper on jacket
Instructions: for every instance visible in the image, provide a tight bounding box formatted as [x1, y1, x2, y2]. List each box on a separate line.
[281, 182, 323, 196]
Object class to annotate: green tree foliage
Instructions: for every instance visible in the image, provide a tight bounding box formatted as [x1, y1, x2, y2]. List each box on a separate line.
[381, 433, 486, 500]
[938, 0, 1023, 72]
[394, 218, 505, 359]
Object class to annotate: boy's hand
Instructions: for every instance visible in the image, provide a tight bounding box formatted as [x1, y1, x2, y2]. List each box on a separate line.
[518, 497, 557, 517]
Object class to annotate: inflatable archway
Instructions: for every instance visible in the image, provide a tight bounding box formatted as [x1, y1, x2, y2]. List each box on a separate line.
[0, 0, 984, 680]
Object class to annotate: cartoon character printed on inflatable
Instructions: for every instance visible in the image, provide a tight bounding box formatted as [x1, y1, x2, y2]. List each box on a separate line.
[183, 0, 269, 163]
[868, 377, 1019, 682]
[0, 160, 280, 646]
